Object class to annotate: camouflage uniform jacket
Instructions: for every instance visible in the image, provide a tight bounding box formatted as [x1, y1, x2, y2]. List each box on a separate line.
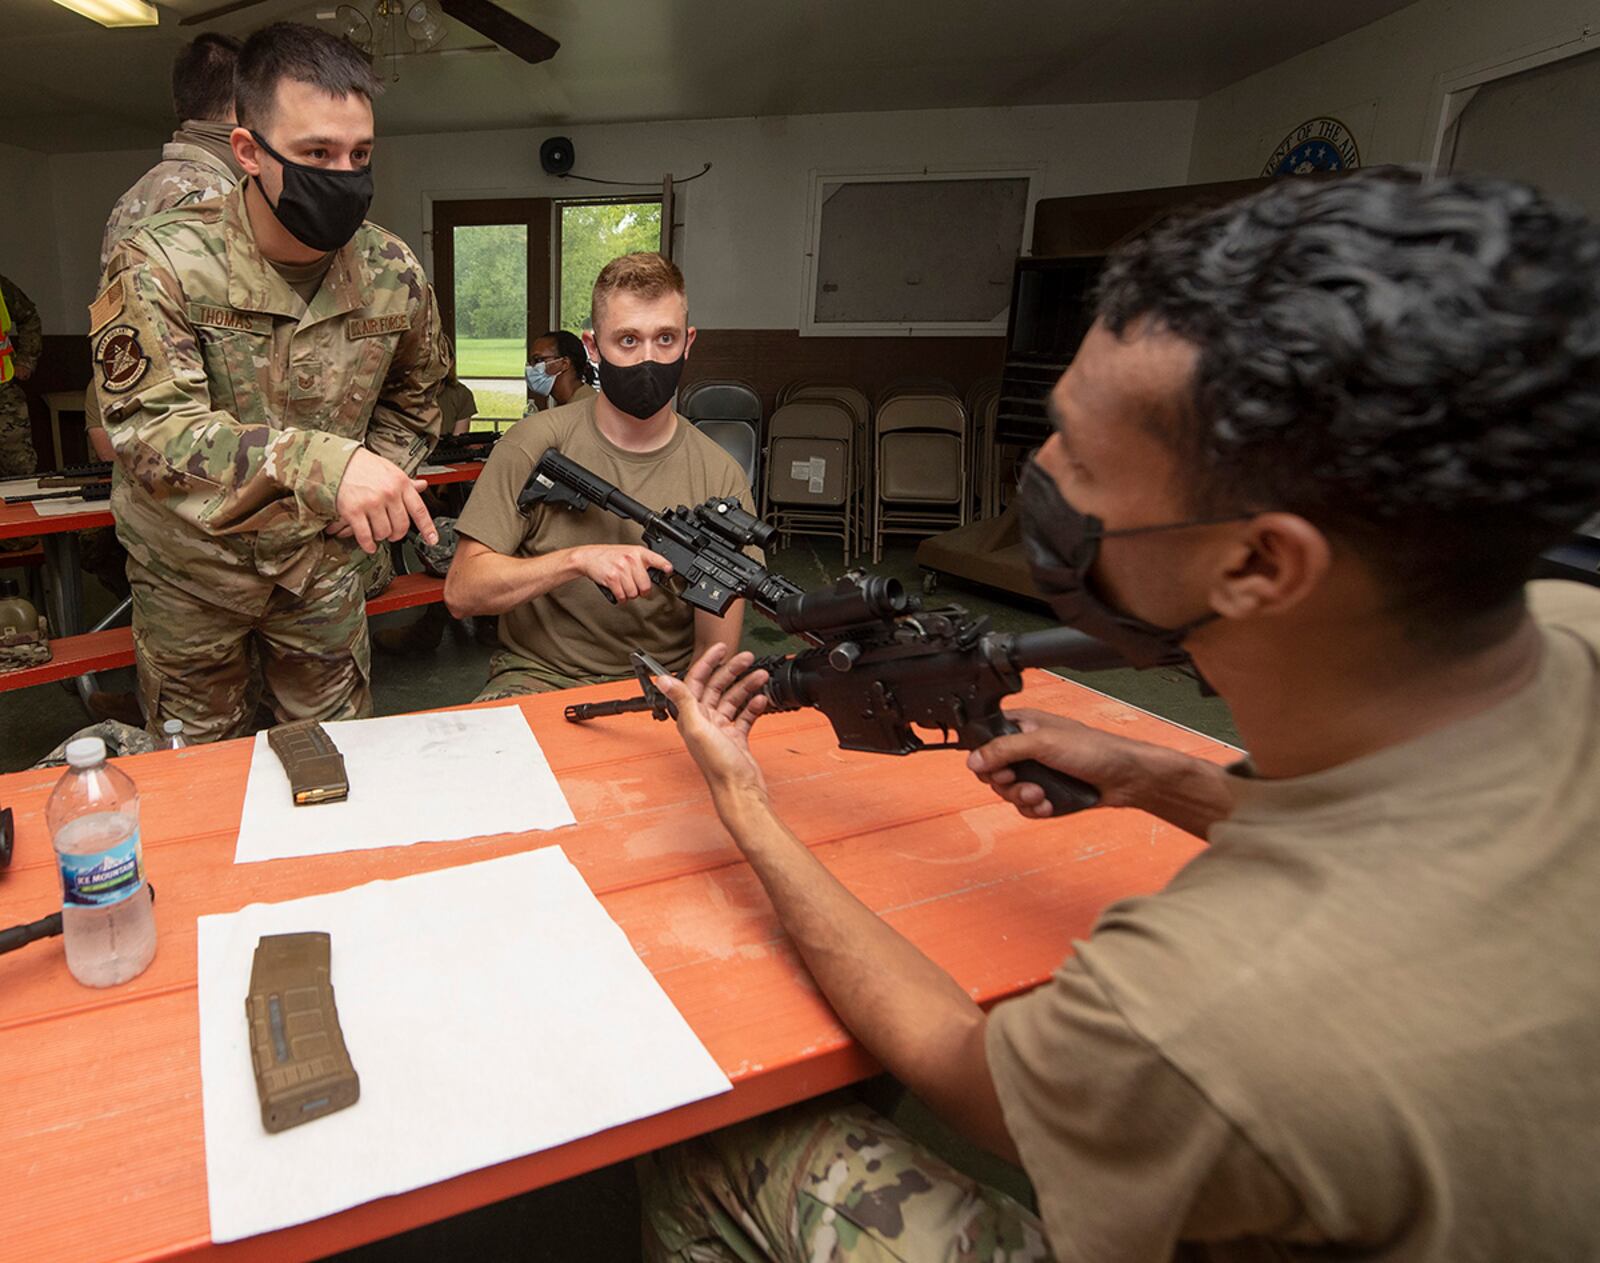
[91, 181, 449, 615]
[0, 273, 43, 378]
[100, 129, 239, 272]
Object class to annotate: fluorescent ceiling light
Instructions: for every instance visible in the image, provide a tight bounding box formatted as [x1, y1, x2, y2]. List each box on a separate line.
[50, 0, 160, 28]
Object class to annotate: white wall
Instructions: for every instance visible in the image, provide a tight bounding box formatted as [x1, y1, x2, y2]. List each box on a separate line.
[10, 99, 1195, 335]
[48, 149, 164, 330]
[379, 101, 1197, 331]
[1187, 0, 1600, 181]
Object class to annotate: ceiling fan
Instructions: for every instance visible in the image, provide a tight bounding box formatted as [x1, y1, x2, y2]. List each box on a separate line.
[177, 0, 560, 65]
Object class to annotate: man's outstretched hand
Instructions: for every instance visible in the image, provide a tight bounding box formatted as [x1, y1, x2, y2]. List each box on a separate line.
[655, 643, 771, 815]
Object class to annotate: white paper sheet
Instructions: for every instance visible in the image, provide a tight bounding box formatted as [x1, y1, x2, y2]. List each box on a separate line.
[198, 846, 731, 1242]
[32, 496, 107, 517]
[416, 462, 454, 475]
[234, 708, 575, 864]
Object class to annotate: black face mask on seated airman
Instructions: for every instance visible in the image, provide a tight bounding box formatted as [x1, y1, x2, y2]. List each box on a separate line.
[250, 131, 374, 253]
[1017, 457, 1247, 670]
[596, 350, 685, 420]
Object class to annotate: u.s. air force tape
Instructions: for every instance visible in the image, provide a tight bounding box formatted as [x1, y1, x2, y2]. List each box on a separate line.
[94, 324, 151, 395]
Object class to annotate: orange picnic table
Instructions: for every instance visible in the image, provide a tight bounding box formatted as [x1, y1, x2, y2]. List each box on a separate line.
[1, 672, 1232, 1262]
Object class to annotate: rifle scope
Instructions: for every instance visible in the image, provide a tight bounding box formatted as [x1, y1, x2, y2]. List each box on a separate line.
[699, 498, 777, 552]
[772, 576, 909, 635]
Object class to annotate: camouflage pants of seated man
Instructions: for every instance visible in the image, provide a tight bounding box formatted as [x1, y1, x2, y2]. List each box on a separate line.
[639, 1098, 1051, 1263]
[473, 647, 622, 701]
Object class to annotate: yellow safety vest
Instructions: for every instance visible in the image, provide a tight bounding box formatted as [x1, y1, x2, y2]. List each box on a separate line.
[0, 283, 14, 384]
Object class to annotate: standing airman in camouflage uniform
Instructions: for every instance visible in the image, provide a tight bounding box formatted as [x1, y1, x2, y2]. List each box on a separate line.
[0, 272, 42, 478]
[92, 23, 447, 743]
[81, 35, 246, 630]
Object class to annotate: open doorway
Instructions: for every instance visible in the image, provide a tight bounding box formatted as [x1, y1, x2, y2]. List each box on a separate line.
[432, 198, 551, 429]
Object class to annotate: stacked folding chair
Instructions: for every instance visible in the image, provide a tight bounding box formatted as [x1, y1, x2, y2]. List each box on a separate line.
[680, 379, 762, 490]
[965, 377, 1002, 520]
[762, 395, 859, 556]
[777, 382, 873, 552]
[872, 383, 970, 562]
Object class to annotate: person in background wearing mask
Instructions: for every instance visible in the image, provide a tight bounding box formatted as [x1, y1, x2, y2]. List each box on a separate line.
[522, 328, 597, 414]
[88, 33, 246, 467]
[81, 32, 247, 726]
[90, 21, 447, 742]
[445, 251, 755, 700]
[639, 171, 1600, 1260]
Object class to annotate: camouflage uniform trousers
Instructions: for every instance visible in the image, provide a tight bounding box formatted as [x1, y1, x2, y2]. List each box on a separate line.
[639, 1098, 1051, 1263]
[128, 550, 372, 744]
[473, 647, 622, 701]
[0, 382, 36, 477]
[0, 383, 39, 553]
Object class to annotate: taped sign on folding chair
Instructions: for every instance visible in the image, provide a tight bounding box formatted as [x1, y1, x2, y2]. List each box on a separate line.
[790, 457, 827, 494]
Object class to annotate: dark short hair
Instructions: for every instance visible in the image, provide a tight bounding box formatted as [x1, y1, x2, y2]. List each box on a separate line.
[172, 33, 240, 122]
[235, 22, 383, 131]
[1096, 168, 1600, 644]
[541, 329, 596, 385]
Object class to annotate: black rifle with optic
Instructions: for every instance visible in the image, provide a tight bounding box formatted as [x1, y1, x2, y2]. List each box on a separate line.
[518, 449, 1128, 815]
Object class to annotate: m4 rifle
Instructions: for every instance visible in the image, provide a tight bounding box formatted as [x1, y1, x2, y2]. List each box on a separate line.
[523, 449, 1128, 816]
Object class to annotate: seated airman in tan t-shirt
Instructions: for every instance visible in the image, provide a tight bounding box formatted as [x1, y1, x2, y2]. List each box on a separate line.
[634, 171, 1600, 1262]
[445, 253, 755, 700]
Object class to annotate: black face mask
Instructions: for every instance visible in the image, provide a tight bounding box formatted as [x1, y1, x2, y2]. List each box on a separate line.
[596, 350, 685, 420]
[250, 131, 373, 253]
[1018, 458, 1243, 670]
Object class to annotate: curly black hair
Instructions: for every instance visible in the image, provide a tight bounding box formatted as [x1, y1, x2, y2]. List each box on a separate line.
[1096, 167, 1600, 637]
[543, 329, 597, 386]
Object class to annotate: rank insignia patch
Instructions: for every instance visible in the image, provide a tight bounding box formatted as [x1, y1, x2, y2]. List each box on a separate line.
[95, 324, 152, 394]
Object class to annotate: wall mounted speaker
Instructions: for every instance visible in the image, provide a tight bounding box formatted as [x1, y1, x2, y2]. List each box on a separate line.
[539, 136, 574, 175]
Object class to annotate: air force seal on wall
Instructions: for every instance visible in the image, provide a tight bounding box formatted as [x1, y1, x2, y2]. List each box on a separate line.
[1262, 117, 1361, 177]
[94, 323, 151, 394]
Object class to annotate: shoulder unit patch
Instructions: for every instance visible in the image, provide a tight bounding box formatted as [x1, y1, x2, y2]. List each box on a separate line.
[95, 323, 152, 394]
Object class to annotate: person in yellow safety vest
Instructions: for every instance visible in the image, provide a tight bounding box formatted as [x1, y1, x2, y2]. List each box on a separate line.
[0, 273, 43, 477]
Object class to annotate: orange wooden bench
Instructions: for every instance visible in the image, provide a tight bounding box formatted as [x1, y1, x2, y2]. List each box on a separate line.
[0, 674, 1234, 1262]
[0, 573, 449, 692]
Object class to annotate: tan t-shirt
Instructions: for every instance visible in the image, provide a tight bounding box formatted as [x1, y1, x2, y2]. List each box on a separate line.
[454, 396, 755, 678]
[987, 580, 1600, 1263]
[438, 379, 477, 432]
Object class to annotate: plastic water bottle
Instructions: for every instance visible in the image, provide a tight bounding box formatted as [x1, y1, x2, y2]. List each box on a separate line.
[161, 719, 188, 750]
[45, 736, 157, 987]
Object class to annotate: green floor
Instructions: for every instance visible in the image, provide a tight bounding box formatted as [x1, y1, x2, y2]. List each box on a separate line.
[0, 539, 1238, 1260]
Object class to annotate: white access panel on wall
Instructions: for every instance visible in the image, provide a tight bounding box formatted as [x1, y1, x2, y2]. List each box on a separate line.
[1448, 45, 1600, 218]
[800, 168, 1040, 337]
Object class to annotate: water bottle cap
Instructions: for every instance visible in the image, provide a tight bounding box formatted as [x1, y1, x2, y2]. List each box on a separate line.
[65, 737, 107, 769]
[163, 719, 184, 735]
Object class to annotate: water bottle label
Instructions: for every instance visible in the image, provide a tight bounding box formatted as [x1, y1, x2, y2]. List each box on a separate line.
[58, 829, 145, 908]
